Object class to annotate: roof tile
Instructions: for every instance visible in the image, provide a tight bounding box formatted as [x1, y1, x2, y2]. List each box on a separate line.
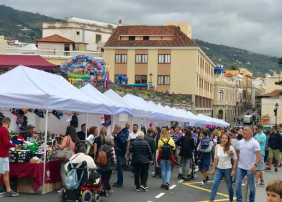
[36, 34, 74, 44]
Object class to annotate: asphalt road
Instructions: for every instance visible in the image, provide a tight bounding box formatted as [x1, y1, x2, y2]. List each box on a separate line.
[0, 165, 248, 202]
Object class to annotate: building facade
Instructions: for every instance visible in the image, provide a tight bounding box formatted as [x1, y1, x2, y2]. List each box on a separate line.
[252, 77, 265, 108]
[104, 24, 215, 115]
[42, 17, 118, 52]
[265, 72, 282, 94]
[225, 68, 253, 110]
[213, 73, 237, 123]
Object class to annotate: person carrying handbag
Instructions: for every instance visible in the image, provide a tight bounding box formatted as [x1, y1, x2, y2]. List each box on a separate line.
[59, 126, 79, 185]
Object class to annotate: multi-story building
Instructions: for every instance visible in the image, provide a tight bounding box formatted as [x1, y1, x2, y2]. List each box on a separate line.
[213, 73, 237, 123]
[42, 17, 119, 52]
[225, 68, 253, 110]
[104, 23, 215, 115]
[233, 73, 244, 116]
[0, 36, 8, 54]
[265, 72, 282, 94]
[252, 77, 265, 109]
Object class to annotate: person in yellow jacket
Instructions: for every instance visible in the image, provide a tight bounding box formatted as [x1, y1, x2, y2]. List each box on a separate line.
[158, 128, 175, 190]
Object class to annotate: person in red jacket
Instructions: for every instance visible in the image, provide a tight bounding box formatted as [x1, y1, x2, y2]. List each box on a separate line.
[0, 117, 19, 197]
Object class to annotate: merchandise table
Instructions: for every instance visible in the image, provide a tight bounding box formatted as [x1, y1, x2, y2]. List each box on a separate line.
[9, 160, 62, 190]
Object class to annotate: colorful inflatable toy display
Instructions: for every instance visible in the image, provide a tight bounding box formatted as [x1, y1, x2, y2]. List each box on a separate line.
[60, 55, 109, 89]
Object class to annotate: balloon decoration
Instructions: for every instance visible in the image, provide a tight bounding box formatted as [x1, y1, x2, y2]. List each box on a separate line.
[60, 55, 110, 89]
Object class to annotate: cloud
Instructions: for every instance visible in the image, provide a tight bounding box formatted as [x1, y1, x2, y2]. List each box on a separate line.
[1, 0, 281, 56]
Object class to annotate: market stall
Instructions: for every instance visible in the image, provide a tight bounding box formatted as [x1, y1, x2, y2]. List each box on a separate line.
[0, 65, 117, 194]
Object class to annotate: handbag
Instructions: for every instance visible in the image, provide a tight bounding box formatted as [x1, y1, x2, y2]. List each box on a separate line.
[57, 135, 72, 160]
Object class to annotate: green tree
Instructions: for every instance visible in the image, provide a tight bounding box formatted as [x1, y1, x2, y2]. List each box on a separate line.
[275, 57, 282, 85]
[229, 64, 238, 70]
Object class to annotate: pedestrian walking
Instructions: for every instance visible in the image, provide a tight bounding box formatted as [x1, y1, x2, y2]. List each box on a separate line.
[145, 128, 156, 164]
[157, 128, 175, 190]
[209, 133, 237, 202]
[93, 127, 107, 158]
[266, 126, 282, 172]
[236, 127, 261, 202]
[254, 124, 266, 185]
[197, 129, 213, 186]
[130, 131, 153, 192]
[113, 124, 127, 187]
[0, 117, 19, 197]
[98, 135, 116, 196]
[153, 127, 161, 177]
[266, 180, 282, 202]
[176, 129, 195, 181]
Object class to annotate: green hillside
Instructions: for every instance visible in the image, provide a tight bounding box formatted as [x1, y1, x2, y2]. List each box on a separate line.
[0, 5, 61, 42]
[195, 39, 280, 77]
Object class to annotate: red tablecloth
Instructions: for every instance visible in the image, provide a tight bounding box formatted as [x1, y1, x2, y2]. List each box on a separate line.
[9, 161, 62, 190]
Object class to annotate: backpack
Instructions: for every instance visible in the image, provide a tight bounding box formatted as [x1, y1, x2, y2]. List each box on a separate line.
[160, 138, 172, 160]
[201, 136, 211, 150]
[65, 162, 85, 190]
[96, 146, 112, 166]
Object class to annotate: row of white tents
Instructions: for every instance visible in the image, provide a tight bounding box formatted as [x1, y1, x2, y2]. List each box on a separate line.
[0, 66, 230, 128]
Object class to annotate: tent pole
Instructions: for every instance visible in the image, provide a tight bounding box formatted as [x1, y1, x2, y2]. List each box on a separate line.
[86, 113, 89, 140]
[42, 109, 49, 194]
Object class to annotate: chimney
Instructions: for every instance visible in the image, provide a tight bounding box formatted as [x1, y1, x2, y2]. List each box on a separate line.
[164, 22, 192, 38]
[118, 19, 122, 26]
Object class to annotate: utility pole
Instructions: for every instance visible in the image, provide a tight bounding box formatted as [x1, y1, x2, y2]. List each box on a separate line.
[274, 103, 279, 126]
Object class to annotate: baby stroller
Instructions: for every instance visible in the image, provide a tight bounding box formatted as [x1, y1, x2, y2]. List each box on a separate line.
[59, 161, 104, 202]
[177, 156, 197, 181]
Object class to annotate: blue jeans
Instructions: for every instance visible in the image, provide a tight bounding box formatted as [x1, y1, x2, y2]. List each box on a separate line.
[160, 160, 172, 185]
[210, 168, 233, 201]
[236, 167, 256, 202]
[116, 155, 124, 185]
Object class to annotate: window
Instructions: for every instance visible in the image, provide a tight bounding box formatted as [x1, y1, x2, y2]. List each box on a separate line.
[115, 54, 127, 64]
[158, 54, 171, 64]
[129, 36, 135, 40]
[135, 75, 147, 84]
[219, 90, 224, 101]
[135, 54, 148, 64]
[96, 34, 101, 43]
[143, 36, 149, 40]
[158, 75, 170, 85]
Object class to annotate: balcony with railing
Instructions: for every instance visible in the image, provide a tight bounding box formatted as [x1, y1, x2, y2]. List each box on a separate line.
[5, 48, 104, 59]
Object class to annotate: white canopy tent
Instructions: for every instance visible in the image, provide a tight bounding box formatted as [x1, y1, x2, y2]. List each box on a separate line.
[164, 105, 184, 122]
[104, 89, 150, 118]
[80, 84, 134, 116]
[0, 66, 117, 194]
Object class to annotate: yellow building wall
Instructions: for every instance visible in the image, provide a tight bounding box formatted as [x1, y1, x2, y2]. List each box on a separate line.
[127, 49, 135, 84]
[170, 49, 198, 94]
[103, 49, 116, 81]
[147, 49, 158, 87]
[43, 57, 65, 66]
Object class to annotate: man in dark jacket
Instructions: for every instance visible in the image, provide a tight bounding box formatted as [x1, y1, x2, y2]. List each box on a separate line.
[130, 131, 153, 192]
[145, 128, 156, 157]
[266, 126, 282, 172]
[113, 124, 127, 187]
[121, 122, 130, 139]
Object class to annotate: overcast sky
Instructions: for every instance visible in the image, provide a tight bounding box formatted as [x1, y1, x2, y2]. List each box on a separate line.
[1, 0, 282, 57]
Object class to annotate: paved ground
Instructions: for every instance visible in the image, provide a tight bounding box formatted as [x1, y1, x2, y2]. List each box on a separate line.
[1, 164, 278, 202]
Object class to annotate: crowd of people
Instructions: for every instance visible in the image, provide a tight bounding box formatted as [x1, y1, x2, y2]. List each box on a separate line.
[1, 117, 282, 201]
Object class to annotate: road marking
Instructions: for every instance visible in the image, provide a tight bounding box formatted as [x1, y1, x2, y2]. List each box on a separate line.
[169, 185, 177, 189]
[183, 182, 237, 202]
[155, 193, 165, 198]
[178, 179, 184, 183]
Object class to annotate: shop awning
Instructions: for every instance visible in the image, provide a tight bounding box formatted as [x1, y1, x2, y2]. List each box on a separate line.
[0, 55, 57, 71]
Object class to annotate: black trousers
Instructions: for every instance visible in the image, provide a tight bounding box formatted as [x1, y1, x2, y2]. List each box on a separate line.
[101, 170, 112, 190]
[133, 163, 149, 189]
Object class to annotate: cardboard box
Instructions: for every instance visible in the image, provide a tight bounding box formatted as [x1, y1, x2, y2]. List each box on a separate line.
[17, 178, 62, 194]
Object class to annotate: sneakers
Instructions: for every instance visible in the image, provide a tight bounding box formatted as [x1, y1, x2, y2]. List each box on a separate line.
[6, 190, 19, 197]
[107, 190, 113, 195]
[200, 180, 206, 186]
[140, 185, 148, 192]
[136, 188, 140, 192]
[206, 176, 210, 183]
[164, 183, 169, 190]
[275, 168, 278, 172]
[265, 167, 271, 172]
[259, 181, 265, 186]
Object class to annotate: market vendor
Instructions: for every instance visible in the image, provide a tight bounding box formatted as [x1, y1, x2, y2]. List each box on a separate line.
[22, 124, 35, 141]
[77, 123, 89, 141]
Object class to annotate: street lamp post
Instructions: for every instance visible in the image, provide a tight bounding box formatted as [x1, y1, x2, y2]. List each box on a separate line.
[149, 73, 153, 85]
[274, 103, 279, 126]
